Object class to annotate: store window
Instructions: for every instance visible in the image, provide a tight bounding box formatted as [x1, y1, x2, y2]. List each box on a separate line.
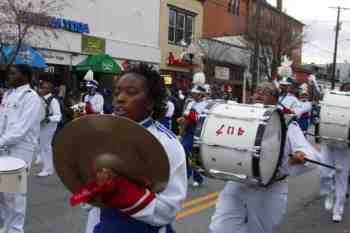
[228, 0, 240, 15]
[168, 7, 195, 45]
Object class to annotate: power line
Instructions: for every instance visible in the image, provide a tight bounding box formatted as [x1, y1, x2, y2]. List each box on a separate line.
[329, 6, 350, 89]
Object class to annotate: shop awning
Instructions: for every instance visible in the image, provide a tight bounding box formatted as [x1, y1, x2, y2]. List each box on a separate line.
[75, 53, 122, 74]
[0, 45, 47, 68]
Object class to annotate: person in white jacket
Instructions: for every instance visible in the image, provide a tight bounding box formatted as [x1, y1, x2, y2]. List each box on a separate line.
[84, 80, 104, 114]
[37, 80, 62, 177]
[0, 65, 43, 233]
[210, 82, 320, 233]
[82, 64, 187, 233]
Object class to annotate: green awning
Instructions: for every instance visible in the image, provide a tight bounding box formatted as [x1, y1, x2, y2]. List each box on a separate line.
[75, 53, 122, 74]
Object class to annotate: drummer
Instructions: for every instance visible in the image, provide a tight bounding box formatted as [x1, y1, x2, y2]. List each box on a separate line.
[72, 64, 187, 233]
[0, 65, 43, 233]
[319, 82, 350, 223]
[209, 81, 320, 233]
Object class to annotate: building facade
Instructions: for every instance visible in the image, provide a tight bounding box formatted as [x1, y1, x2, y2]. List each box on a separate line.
[30, 0, 161, 93]
[159, 0, 205, 92]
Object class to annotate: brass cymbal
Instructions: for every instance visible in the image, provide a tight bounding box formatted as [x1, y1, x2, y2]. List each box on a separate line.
[53, 115, 170, 207]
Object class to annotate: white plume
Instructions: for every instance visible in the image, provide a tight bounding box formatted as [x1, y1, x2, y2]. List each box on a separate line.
[193, 72, 206, 85]
[84, 70, 94, 81]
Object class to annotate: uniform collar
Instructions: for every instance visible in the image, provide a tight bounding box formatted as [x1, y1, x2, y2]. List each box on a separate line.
[139, 117, 153, 128]
[44, 93, 52, 99]
[13, 84, 30, 93]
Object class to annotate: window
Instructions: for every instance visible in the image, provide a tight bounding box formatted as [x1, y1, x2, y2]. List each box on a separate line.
[228, 0, 240, 15]
[168, 7, 195, 45]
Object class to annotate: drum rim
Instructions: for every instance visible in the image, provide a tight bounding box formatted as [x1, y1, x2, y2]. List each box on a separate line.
[0, 167, 26, 174]
[0, 157, 26, 172]
[252, 109, 286, 187]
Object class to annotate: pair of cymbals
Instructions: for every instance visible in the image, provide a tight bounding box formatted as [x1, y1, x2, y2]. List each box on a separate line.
[53, 115, 170, 207]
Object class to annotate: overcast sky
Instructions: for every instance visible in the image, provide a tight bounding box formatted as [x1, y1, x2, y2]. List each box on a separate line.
[266, 0, 350, 64]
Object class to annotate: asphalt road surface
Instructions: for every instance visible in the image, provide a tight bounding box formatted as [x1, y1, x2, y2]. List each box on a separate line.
[14, 163, 349, 233]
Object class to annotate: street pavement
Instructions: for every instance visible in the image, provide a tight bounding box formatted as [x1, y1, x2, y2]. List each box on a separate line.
[21, 163, 349, 233]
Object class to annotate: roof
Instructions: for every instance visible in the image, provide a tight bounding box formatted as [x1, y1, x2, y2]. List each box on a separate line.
[199, 36, 251, 67]
[259, 0, 304, 26]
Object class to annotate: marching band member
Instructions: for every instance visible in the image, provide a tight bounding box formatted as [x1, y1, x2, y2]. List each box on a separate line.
[37, 80, 62, 177]
[277, 56, 300, 114]
[83, 70, 104, 114]
[320, 82, 350, 223]
[0, 65, 43, 233]
[74, 64, 187, 233]
[295, 84, 312, 132]
[209, 82, 320, 233]
[181, 85, 208, 187]
[159, 89, 175, 131]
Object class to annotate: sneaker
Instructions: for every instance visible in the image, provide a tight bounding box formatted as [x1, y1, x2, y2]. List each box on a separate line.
[37, 171, 53, 177]
[192, 181, 202, 187]
[332, 214, 342, 223]
[324, 193, 334, 211]
[34, 157, 42, 165]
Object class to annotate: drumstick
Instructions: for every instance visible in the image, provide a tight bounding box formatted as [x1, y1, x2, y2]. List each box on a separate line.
[288, 154, 341, 171]
[305, 132, 350, 144]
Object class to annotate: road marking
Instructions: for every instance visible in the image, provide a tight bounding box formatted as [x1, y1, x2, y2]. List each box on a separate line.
[177, 199, 217, 220]
[181, 192, 219, 209]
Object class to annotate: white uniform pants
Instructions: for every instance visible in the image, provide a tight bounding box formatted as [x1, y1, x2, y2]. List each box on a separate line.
[0, 147, 34, 233]
[320, 144, 350, 216]
[39, 124, 57, 173]
[210, 181, 288, 233]
[85, 207, 100, 233]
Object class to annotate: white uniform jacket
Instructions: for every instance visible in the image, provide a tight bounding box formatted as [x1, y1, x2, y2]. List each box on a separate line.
[41, 94, 62, 125]
[278, 93, 300, 113]
[86, 118, 188, 231]
[0, 84, 43, 154]
[84, 93, 104, 114]
[130, 119, 187, 226]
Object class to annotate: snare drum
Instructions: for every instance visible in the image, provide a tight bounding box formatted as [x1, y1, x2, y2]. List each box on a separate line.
[319, 91, 350, 144]
[0, 156, 27, 193]
[195, 102, 286, 186]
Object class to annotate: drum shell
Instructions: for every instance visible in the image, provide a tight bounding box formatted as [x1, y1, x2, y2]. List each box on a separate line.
[198, 103, 284, 186]
[0, 168, 27, 193]
[319, 91, 350, 143]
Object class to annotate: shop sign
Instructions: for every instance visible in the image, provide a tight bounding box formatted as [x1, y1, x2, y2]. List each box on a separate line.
[21, 11, 90, 34]
[44, 66, 55, 73]
[102, 60, 114, 72]
[82, 35, 106, 54]
[39, 50, 70, 65]
[163, 75, 172, 85]
[215, 66, 230, 80]
[167, 52, 197, 68]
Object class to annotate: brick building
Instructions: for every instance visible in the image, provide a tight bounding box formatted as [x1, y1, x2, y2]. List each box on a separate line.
[202, 0, 304, 64]
[200, 0, 304, 100]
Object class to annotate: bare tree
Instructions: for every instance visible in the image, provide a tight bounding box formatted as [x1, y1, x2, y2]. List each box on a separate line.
[244, 10, 305, 80]
[0, 0, 67, 68]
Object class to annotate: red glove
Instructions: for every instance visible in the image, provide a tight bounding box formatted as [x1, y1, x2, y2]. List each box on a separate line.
[186, 110, 198, 124]
[281, 107, 294, 114]
[100, 176, 155, 215]
[85, 102, 95, 114]
[70, 179, 115, 206]
[70, 176, 155, 216]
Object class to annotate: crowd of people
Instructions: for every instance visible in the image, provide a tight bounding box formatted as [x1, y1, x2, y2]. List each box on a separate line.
[0, 60, 349, 233]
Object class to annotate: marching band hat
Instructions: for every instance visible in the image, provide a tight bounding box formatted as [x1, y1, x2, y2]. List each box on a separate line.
[86, 80, 99, 89]
[191, 85, 206, 94]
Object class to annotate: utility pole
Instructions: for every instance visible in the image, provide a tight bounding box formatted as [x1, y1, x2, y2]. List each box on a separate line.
[251, 0, 262, 92]
[330, 6, 350, 89]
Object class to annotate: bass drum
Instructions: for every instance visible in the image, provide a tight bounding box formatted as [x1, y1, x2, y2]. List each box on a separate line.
[196, 102, 286, 186]
[319, 91, 350, 144]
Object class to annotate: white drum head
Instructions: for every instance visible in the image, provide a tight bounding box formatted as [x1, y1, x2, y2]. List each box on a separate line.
[259, 111, 283, 185]
[0, 156, 26, 172]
